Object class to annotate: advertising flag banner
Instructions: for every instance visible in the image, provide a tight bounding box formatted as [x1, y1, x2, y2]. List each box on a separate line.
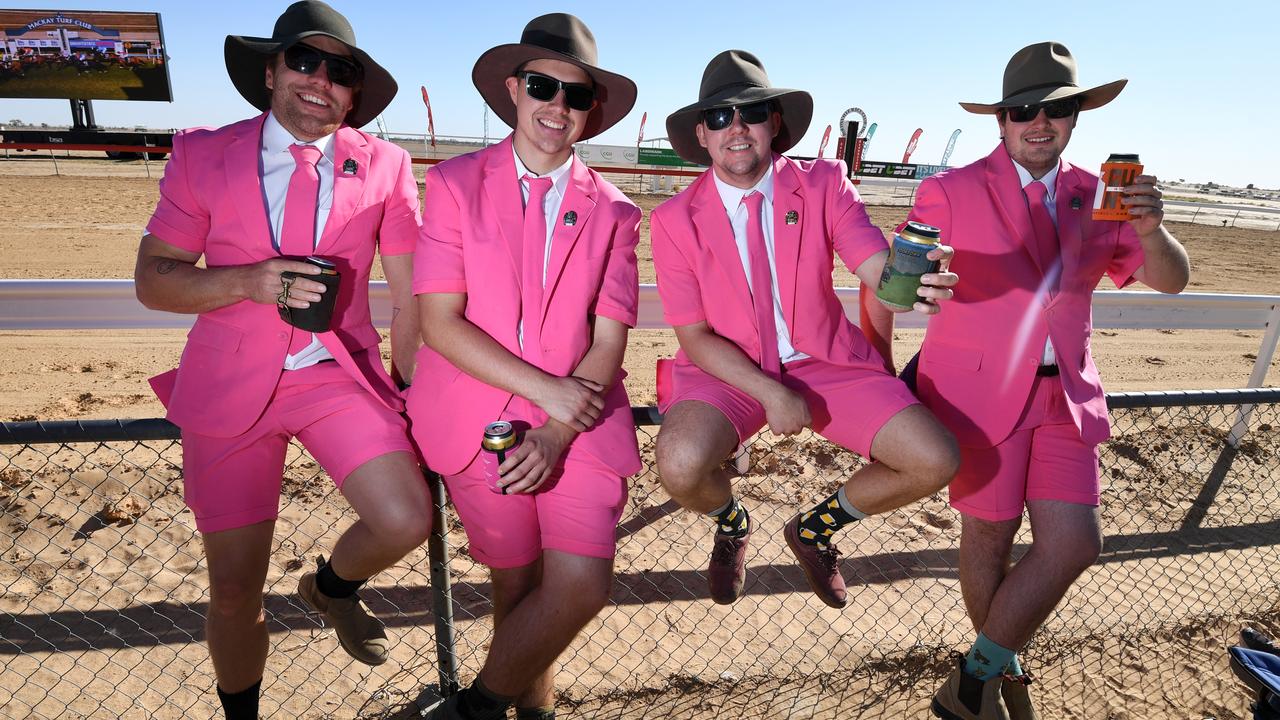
[902, 128, 923, 163]
[420, 85, 436, 148]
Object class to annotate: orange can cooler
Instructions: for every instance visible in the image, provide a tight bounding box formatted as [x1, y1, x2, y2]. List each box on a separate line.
[1092, 153, 1143, 221]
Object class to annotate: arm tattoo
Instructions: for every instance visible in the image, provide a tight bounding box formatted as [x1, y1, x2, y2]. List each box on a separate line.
[155, 259, 178, 275]
[392, 306, 402, 321]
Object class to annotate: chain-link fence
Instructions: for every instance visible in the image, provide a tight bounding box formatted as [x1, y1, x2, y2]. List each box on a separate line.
[2, 390, 1278, 719]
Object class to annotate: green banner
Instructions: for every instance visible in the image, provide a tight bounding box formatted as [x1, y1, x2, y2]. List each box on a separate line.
[638, 147, 702, 168]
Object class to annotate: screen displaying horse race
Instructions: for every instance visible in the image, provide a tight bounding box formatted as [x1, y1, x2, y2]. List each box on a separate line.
[0, 9, 171, 101]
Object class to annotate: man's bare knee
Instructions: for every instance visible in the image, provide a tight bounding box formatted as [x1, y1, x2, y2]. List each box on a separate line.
[655, 432, 719, 497]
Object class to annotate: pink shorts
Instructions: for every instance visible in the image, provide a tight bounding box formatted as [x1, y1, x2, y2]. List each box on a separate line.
[181, 362, 415, 534]
[949, 374, 1101, 521]
[659, 357, 918, 459]
[443, 403, 627, 568]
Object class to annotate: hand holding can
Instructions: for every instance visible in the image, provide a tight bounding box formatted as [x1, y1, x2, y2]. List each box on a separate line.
[481, 421, 520, 494]
[1092, 154, 1143, 221]
[876, 222, 942, 312]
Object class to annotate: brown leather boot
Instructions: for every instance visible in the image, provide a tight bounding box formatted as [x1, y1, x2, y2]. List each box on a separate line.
[297, 570, 389, 666]
[783, 513, 847, 609]
[707, 520, 752, 604]
[931, 655, 1011, 720]
[1001, 672, 1038, 720]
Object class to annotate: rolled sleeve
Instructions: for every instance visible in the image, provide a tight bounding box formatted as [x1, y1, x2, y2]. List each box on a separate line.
[590, 203, 640, 327]
[145, 132, 208, 253]
[377, 148, 421, 257]
[413, 167, 467, 295]
[1107, 222, 1146, 289]
[830, 169, 889, 273]
[650, 210, 706, 327]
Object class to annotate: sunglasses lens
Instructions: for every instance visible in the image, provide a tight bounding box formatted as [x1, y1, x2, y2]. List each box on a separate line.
[325, 57, 359, 87]
[524, 73, 559, 102]
[284, 46, 321, 75]
[738, 102, 771, 125]
[283, 45, 360, 87]
[702, 107, 734, 131]
[1007, 99, 1077, 122]
[1043, 99, 1078, 119]
[562, 85, 595, 112]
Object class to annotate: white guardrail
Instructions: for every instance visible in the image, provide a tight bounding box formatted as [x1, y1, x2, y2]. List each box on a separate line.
[2, 280, 1278, 389]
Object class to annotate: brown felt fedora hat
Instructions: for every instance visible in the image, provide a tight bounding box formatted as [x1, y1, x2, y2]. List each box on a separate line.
[666, 50, 812, 167]
[960, 41, 1127, 114]
[472, 13, 636, 141]
[225, 0, 397, 128]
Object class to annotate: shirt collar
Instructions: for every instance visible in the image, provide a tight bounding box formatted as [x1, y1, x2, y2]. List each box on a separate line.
[1012, 159, 1058, 200]
[513, 144, 574, 198]
[713, 161, 775, 214]
[263, 111, 335, 163]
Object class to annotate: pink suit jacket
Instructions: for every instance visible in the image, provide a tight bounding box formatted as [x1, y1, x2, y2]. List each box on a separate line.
[650, 154, 889, 375]
[408, 136, 642, 478]
[146, 113, 421, 438]
[908, 144, 1145, 449]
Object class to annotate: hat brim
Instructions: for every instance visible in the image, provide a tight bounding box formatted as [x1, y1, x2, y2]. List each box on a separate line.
[664, 86, 813, 167]
[959, 78, 1128, 115]
[472, 44, 637, 141]
[224, 32, 398, 128]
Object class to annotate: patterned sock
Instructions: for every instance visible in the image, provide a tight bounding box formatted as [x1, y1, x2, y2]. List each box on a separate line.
[796, 488, 866, 546]
[709, 496, 750, 537]
[1005, 654, 1023, 676]
[316, 557, 366, 600]
[216, 678, 261, 720]
[458, 676, 513, 720]
[515, 706, 556, 720]
[964, 632, 1017, 681]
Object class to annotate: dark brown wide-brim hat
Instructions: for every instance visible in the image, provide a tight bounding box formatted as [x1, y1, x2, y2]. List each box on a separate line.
[224, 0, 397, 128]
[472, 13, 636, 141]
[666, 50, 813, 167]
[960, 41, 1127, 114]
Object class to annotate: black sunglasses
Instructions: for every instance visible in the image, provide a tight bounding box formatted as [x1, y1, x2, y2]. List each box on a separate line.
[516, 70, 596, 112]
[283, 43, 362, 88]
[701, 101, 773, 132]
[1004, 98, 1079, 123]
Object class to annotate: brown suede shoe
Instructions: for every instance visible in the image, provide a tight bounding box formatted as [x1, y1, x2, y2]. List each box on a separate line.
[931, 656, 1011, 720]
[298, 571, 389, 666]
[707, 520, 752, 604]
[783, 513, 847, 609]
[1001, 672, 1038, 720]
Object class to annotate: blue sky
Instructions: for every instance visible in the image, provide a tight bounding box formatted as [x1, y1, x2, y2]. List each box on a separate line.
[7, 1, 1278, 188]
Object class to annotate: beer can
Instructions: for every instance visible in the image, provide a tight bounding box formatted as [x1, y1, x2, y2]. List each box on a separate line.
[278, 256, 341, 332]
[875, 221, 942, 311]
[1092, 153, 1143, 221]
[481, 421, 520, 494]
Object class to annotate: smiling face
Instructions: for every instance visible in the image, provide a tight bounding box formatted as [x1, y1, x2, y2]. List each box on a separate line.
[998, 104, 1076, 179]
[695, 105, 781, 189]
[505, 58, 593, 174]
[265, 36, 356, 142]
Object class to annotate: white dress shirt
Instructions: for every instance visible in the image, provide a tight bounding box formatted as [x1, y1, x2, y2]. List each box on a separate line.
[513, 146, 574, 349]
[712, 166, 808, 364]
[1013, 160, 1060, 366]
[261, 112, 336, 369]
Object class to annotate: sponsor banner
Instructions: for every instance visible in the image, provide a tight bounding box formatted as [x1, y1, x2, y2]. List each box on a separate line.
[635, 146, 701, 168]
[902, 128, 923, 163]
[856, 161, 948, 180]
[574, 144, 639, 165]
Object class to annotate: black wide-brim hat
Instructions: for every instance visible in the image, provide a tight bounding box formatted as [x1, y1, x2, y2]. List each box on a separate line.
[472, 13, 637, 141]
[960, 41, 1127, 115]
[666, 50, 812, 167]
[224, 0, 397, 128]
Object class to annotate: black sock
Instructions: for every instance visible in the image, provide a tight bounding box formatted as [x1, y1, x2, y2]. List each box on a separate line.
[709, 496, 750, 537]
[316, 557, 366, 599]
[458, 676, 512, 720]
[515, 706, 556, 720]
[796, 489, 865, 546]
[216, 679, 261, 720]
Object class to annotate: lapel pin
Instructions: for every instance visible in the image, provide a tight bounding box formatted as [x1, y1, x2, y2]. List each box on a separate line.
[1070, 197, 1082, 210]
[563, 210, 578, 226]
[342, 158, 358, 175]
[785, 210, 799, 225]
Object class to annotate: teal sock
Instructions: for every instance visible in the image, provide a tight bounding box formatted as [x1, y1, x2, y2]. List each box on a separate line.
[1006, 654, 1023, 676]
[796, 488, 866, 546]
[709, 496, 750, 537]
[964, 633, 1017, 681]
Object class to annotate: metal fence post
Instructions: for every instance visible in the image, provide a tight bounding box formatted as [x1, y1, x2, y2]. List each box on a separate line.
[1229, 302, 1280, 446]
[48, 147, 58, 176]
[426, 470, 461, 696]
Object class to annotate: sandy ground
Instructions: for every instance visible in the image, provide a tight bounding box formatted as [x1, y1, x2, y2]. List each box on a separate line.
[1, 159, 1279, 719]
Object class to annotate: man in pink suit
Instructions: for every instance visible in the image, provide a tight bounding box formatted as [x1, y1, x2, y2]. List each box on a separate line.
[133, 3, 431, 717]
[408, 14, 640, 720]
[911, 43, 1190, 720]
[651, 50, 961, 612]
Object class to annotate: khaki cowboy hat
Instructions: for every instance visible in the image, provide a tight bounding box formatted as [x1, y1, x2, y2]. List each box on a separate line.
[472, 13, 636, 141]
[960, 41, 1127, 114]
[224, 0, 397, 128]
[666, 50, 812, 167]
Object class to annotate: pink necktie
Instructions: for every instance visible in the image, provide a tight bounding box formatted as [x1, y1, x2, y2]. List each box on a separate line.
[743, 191, 781, 378]
[1025, 180, 1060, 276]
[521, 175, 554, 364]
[281, 144, 323, 257]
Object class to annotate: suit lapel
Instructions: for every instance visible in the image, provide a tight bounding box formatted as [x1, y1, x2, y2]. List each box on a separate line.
[225, 114, 273, 252]
[770, 155, 803, 329]
[690, 173, 754, 313]
[985, 145, 1044, 274]
[316, 125, 371, 254]
[1055, 160, 1086, 289]
[541, 157, 596, 328]
[483, 136, 525, 276]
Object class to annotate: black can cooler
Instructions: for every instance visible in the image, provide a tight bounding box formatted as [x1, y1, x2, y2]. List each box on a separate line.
[279, 256, 340, 332]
